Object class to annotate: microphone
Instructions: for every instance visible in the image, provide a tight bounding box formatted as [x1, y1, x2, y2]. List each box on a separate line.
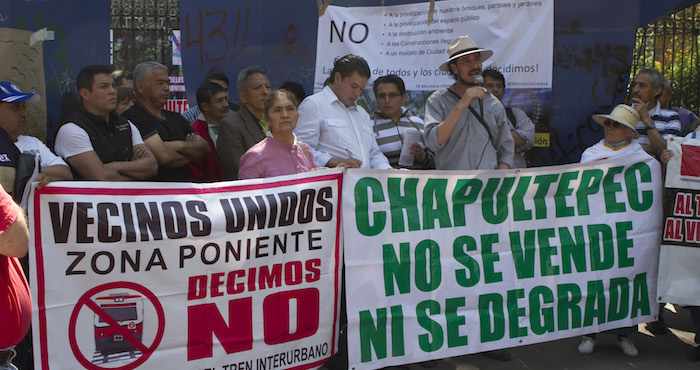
[473, 75, 484, 115]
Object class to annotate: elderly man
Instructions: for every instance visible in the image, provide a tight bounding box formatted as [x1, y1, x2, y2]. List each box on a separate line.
[189, 81, 229, 182]
[630, 68, 681, 158]
[122, 61, 210, 181]
[217, 66, 271, 180]
[0, 82, 72, 187]
[482, 69, 535, 168]
[424, 35, 514, 170]
[295, 54, 391, 170]
[55, 65, 158, 181]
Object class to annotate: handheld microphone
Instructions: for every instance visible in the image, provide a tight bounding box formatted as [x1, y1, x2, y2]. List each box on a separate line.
[473, 75, 484, 115]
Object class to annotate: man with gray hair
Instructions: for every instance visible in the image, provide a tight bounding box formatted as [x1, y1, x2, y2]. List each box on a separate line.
[122, 61, 210, 181]
[630, 68, 681, 158]
[217, 65, 271, 180]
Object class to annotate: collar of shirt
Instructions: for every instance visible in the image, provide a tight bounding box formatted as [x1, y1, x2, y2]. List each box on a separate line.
[322, 85, 360, 111]
[649, 100, 661, 116]
[265, 131, 298, 147]
[373, 106, 410, 122]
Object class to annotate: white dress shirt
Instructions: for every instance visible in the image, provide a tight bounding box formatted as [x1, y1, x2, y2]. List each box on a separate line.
[295, 86, 391, 169]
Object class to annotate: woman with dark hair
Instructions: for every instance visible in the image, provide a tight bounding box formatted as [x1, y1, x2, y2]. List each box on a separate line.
[238, 89, 316, 179]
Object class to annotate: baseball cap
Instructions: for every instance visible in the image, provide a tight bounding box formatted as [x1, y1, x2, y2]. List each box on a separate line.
[0, 82, 40, 103]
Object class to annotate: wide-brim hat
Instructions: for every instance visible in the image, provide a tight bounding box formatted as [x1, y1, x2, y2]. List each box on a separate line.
[439, 35, 493, 72]
[592, 104, 640, 139]
[0, 82, 40, 103]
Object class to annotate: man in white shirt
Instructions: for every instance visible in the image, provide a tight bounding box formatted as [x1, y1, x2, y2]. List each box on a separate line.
[0, 81, 73, 185]
[295, 54, 391, 169]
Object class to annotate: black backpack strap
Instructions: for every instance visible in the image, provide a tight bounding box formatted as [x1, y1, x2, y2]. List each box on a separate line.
[505, 107, 517, 128]
[467, 106, 496, 151]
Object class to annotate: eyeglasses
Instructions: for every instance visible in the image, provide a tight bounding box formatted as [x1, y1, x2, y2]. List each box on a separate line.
[376, 92, 402, 100]
[603, 120, 622, 128]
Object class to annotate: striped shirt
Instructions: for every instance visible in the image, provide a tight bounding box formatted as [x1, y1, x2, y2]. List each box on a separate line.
[370, 108, 434, 169]
[634, 100, 682, 145]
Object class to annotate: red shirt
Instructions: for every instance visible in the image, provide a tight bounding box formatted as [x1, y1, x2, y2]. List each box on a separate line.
[0, 187, 32, 348]
[188, 119, 223, 182]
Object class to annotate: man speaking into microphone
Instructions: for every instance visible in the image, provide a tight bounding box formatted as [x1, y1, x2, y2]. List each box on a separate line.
[424, 35, 514, 170]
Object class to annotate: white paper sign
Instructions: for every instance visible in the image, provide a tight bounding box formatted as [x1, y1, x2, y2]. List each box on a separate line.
[314, 0, 553, 91]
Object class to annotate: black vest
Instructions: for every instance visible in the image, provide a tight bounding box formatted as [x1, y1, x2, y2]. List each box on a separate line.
[62, 109, 133, 179]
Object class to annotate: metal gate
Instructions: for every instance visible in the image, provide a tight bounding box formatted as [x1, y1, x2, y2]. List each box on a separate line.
[631, 4, 700, 114]
[110, 0, 179, 73]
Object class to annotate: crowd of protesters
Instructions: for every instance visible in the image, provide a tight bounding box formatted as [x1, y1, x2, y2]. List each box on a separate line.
[1, 32, 700, 370]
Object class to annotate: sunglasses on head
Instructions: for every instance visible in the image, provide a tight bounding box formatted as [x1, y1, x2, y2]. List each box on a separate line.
[603, 120, 622, 128]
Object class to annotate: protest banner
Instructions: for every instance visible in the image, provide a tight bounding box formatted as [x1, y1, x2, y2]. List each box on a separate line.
[313, 0, 553, 92]
[658, 136, 700, 306]
[314, 0, 553, 146]
[29, 170, 343, 369]
[343, 157, 663, 369]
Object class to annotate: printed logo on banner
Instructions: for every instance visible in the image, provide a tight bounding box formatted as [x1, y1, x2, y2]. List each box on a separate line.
[68, 282, 165, 370]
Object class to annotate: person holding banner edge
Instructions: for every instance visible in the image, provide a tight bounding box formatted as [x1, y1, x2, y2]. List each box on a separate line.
[578, 104, 650, 356]
[424, 35, 514, 171]
[0, 184, 30, 370]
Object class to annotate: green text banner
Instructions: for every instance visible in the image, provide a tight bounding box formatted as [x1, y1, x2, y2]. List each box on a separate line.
[343, 156, 662, 369]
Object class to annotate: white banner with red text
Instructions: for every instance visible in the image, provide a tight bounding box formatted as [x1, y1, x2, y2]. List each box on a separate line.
[343, 157, 663, 369]
[658, 136, 700, 305]
[29, 170, 343, 370]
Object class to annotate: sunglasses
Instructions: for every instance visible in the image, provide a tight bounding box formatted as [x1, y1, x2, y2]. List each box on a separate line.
[603, 120, 622, 128]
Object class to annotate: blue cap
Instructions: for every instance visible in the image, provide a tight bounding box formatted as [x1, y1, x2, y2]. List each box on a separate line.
[0, 82, 40, 103]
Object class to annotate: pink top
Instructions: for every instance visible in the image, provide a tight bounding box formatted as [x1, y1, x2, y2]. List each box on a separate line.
[238, 135, 317, 180]
[0, 187, 32, 348]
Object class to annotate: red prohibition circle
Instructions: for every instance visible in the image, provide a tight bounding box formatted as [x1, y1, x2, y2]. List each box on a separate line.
[68, 281, 166, 370]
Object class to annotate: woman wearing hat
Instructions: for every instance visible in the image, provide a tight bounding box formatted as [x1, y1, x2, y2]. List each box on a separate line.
[577, 104, 650, 357]
[580, 104, 649, 163]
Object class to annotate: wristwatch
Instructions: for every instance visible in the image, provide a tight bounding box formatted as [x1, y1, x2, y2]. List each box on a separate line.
[646, 121, 656, 130]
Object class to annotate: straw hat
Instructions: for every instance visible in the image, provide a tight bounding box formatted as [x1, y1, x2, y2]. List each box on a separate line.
[439, 35, 493, 71]
[592, 104, 640, 139]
